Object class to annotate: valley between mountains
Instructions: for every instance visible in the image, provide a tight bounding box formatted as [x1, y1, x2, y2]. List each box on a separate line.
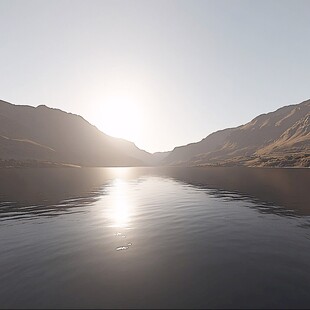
[0, 99, 309, 168]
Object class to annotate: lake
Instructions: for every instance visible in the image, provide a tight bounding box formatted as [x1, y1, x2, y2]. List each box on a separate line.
[0, 167, 309, 309]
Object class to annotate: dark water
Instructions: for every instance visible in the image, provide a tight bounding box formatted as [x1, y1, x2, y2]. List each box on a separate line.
[0, 167, 309, 309]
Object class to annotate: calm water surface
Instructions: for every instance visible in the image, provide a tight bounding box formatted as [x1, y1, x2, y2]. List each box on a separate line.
[0, 167, 309, 309]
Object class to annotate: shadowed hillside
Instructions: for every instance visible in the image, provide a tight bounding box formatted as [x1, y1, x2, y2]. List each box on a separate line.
[164, 100, 310, 167]
[0, 100, 154, 167]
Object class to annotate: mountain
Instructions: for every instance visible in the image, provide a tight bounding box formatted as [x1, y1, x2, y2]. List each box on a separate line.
[1, 98, 309, 168]
[151, 151, 171, 165]
[164, 100, 310, 167]
[0, 100, 153, 167]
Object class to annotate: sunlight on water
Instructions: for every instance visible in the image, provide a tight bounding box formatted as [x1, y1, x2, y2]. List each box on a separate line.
[106, 178, 132, 228]
[0, 167, 309, 308]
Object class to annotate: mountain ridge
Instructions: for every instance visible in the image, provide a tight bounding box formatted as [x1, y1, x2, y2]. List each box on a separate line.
[0, 99, 154, 167]
[164, 99, 310, 167]
[0, 98, 309, 168]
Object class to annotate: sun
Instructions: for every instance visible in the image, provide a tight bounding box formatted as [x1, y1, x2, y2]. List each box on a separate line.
[98, 95, 141, 141]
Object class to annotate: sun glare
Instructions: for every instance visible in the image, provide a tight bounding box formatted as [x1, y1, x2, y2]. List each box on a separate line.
[98, 95, 142, 142]
[108, 178, 132, 228]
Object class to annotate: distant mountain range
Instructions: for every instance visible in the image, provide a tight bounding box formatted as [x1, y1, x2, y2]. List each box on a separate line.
[164, 99, 310, 167]
[0, 99, 309, 168]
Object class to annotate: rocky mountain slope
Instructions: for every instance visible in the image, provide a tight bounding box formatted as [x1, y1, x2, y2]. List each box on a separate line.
[164, 100, 310, 167]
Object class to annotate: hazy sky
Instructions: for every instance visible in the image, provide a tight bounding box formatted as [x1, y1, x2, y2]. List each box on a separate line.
[0, 0, 310, 152]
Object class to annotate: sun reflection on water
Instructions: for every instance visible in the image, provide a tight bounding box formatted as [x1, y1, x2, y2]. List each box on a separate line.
[108, 178, 132, 228]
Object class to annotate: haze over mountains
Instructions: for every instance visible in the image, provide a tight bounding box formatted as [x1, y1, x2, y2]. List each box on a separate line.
[0, 99, 309, 168]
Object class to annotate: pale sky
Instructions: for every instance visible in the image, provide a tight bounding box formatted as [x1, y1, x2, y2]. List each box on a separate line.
[0, 0, 310, 153]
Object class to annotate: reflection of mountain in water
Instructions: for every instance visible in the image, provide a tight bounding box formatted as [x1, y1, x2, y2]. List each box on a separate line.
[202, 189, 298, 218]
[155, 167, 310, 215]
[0, 195, 100, 221]
[0, 167, 309, 220]
[0, 168, 111, 220]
